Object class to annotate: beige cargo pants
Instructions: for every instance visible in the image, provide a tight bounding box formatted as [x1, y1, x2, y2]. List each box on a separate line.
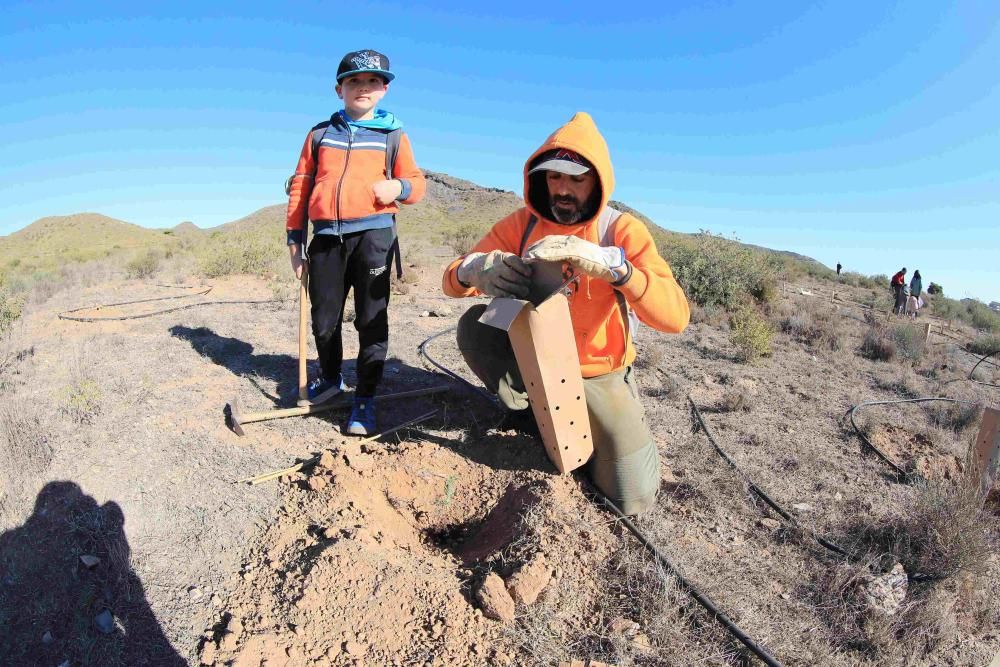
[457, 305, 660, 515]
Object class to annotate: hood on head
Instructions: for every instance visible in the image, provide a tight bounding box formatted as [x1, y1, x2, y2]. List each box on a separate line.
[523, 112, 615, 226]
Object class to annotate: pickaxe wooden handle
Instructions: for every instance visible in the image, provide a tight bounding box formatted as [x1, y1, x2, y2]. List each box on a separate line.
[224, 385, 450, 436]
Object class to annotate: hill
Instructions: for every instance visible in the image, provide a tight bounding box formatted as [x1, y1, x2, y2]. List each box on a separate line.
[0, 212, 180, 276]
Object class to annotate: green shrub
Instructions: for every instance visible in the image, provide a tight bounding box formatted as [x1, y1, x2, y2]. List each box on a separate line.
[125, 249, 161, 279]
[0, 277, 24, 339]
[198, 233, 283, 278]
[62, 378, 102, 425]
[927, 282, 943, 296]
[665, 231, 779, 310]
[968, 334, 1000, 357]
[730, 306, 773, 363]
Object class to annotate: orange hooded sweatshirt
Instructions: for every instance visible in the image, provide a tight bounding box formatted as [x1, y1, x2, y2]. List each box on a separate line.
[442, 112, 689, 377]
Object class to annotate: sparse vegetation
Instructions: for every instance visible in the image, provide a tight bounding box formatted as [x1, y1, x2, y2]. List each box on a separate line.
[62, 378, 103, 425]
[198, 232, 283, 278]
[893, 322, 926, 362]
[439, 222, 484, 256]
[729, 306, 773, 363]
[0, 276, 23, 341]
[778, 302, 843, 351]
[968, 334, 1000, 357]
[926, 294, 1000, 333]
[125, 248, 162, 279]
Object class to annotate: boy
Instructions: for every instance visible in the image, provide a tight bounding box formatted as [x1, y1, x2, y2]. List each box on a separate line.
[285, 49, 425, 435]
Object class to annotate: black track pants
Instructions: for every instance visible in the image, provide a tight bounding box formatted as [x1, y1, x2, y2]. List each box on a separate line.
[307, 228, 394, 396]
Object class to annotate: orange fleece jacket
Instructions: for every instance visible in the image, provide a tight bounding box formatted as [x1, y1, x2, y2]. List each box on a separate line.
[442, 112, 689, 377]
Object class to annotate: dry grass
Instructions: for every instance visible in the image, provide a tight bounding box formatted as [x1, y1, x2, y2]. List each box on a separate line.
[776, 300, 844, 351]
[0, 394, 52, 528]
[810, 480, 997, 660]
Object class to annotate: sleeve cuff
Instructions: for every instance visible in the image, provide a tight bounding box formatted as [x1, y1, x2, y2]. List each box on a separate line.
[287, 229, 304, 246]
[396, 178, 412, 201]
[616, 263, 648, 301]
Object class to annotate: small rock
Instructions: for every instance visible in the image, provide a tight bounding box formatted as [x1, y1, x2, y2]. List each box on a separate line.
[94, 609, 114, 634]
[218, 630, 239, 652]
[420, 311, 430, 317]
[318, 450, 337, 469]
[609, 617, 640, 637]
[199, 638, 217, 665]
[41, 631, 53, 644]
[344, 641, 366, 656]
[187, 586, 203, 600]
[759, 518, 782, 530]
[80, 555, 101, 569]
[475, 573, 515, 622]
[791, 503, 814, 512]
[210, 594, 222, 607]
[506, 554, 551, 605]
[306, 476, 328, 492]
[860, 563, 908, 617]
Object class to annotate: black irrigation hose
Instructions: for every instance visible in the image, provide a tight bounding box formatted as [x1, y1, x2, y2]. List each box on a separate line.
[418, 330, 781, 664]
[969, 349, 1000, 379]
[597, 494, 784, 666]
[417, 327, 499, 407]
[689, 398, 854, 559]
[846, 397, 979, 482]
[689, 398, 949, 582]
[58, 287, 281, 322]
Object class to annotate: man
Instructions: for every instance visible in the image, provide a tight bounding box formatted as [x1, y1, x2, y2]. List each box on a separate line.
[441, 112, 690, 515]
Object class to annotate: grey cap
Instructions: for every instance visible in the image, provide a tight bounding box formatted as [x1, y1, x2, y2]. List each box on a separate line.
[527, 148, 591, 176]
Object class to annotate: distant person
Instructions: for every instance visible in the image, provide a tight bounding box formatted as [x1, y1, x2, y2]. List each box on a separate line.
[836, 262, 842, 275]
[909, 270, 922, 301]
[285, 49, 425, 435]
[441, 112, 690, 514]
[890, 267, 907, 316]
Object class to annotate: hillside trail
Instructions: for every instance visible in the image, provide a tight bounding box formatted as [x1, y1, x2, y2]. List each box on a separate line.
[2, 254, 998, 667]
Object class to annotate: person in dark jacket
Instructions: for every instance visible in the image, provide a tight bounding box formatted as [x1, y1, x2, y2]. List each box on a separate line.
[909, 270, 922, 300]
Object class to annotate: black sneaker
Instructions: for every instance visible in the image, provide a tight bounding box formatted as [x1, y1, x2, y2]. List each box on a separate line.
[298, 373, 347, 406]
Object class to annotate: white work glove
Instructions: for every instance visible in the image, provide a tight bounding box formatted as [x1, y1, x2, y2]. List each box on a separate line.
[457, 250, 533, 298]
[524, 235, 630, 284]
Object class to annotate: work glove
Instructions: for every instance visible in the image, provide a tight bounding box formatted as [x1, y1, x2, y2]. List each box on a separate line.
[457, 250, 533, 299]
[524, 235, 630, 284]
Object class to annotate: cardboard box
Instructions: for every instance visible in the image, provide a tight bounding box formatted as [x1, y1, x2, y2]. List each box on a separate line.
[478, 281, 594, 474]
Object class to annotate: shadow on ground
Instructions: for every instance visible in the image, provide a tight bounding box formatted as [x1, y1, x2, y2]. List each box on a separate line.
[0, 481, 185, 666]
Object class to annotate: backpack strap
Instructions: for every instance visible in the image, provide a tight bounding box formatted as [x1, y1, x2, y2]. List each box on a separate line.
[518, 215, 539, 256]
[384, 128, 404, 279]
[596, 206, 639, 342]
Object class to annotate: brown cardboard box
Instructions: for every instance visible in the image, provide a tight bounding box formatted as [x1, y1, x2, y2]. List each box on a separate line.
[478, 287, 594, 474]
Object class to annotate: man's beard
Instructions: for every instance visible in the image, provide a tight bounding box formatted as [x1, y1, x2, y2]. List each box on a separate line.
[550, 195, 584, 224]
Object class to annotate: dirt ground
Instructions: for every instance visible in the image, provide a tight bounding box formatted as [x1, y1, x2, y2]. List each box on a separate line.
[1, 253, 998, 667]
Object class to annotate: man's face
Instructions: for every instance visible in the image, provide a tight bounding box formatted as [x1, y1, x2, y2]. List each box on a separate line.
[336, 74, 388, 118]
[546, 170, 597, 224]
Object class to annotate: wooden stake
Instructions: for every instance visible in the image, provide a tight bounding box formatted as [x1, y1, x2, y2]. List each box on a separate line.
[298, 271, 309, 402]
[973, 407, 1000, 493]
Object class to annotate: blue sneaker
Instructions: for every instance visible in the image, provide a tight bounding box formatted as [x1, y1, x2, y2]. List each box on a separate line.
[345, 395, 376, 436]
[300, 373, 346, 406]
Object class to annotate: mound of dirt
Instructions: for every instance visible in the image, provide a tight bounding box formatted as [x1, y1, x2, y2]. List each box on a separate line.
[200, 432, 593, 667]
[868, 423, 964, 481]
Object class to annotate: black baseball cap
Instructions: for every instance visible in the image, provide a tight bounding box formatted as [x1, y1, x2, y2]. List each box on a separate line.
[337, 50, 395, 83]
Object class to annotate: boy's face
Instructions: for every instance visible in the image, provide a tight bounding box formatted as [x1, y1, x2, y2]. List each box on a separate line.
[545, 170, 598, 224]
[336, 74, 388, 118]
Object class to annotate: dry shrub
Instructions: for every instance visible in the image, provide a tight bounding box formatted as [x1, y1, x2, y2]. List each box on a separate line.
[729, 306, 773, 363]
[893, 323, 926, 362]
[860, 314, 896, 362]
[439, 222, 483, 256]
[968, 334, 1000, 357]
[633, 341, 665, 370]
[720, 387, 754, 412]
[0, 394, 51, 526]
[125, 249, 161, 279]
[198, 233, 283, 278]
[812, 480, 997, 659]
[643, 369, 680, 399]
[778, 302, 843, 351]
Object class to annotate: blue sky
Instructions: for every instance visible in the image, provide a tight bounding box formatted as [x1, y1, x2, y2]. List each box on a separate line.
[1, 1, 997, 301]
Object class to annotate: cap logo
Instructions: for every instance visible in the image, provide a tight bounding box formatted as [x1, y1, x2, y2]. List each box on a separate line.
[352, 51, 383, 70]
[554, 149, 582, 163]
